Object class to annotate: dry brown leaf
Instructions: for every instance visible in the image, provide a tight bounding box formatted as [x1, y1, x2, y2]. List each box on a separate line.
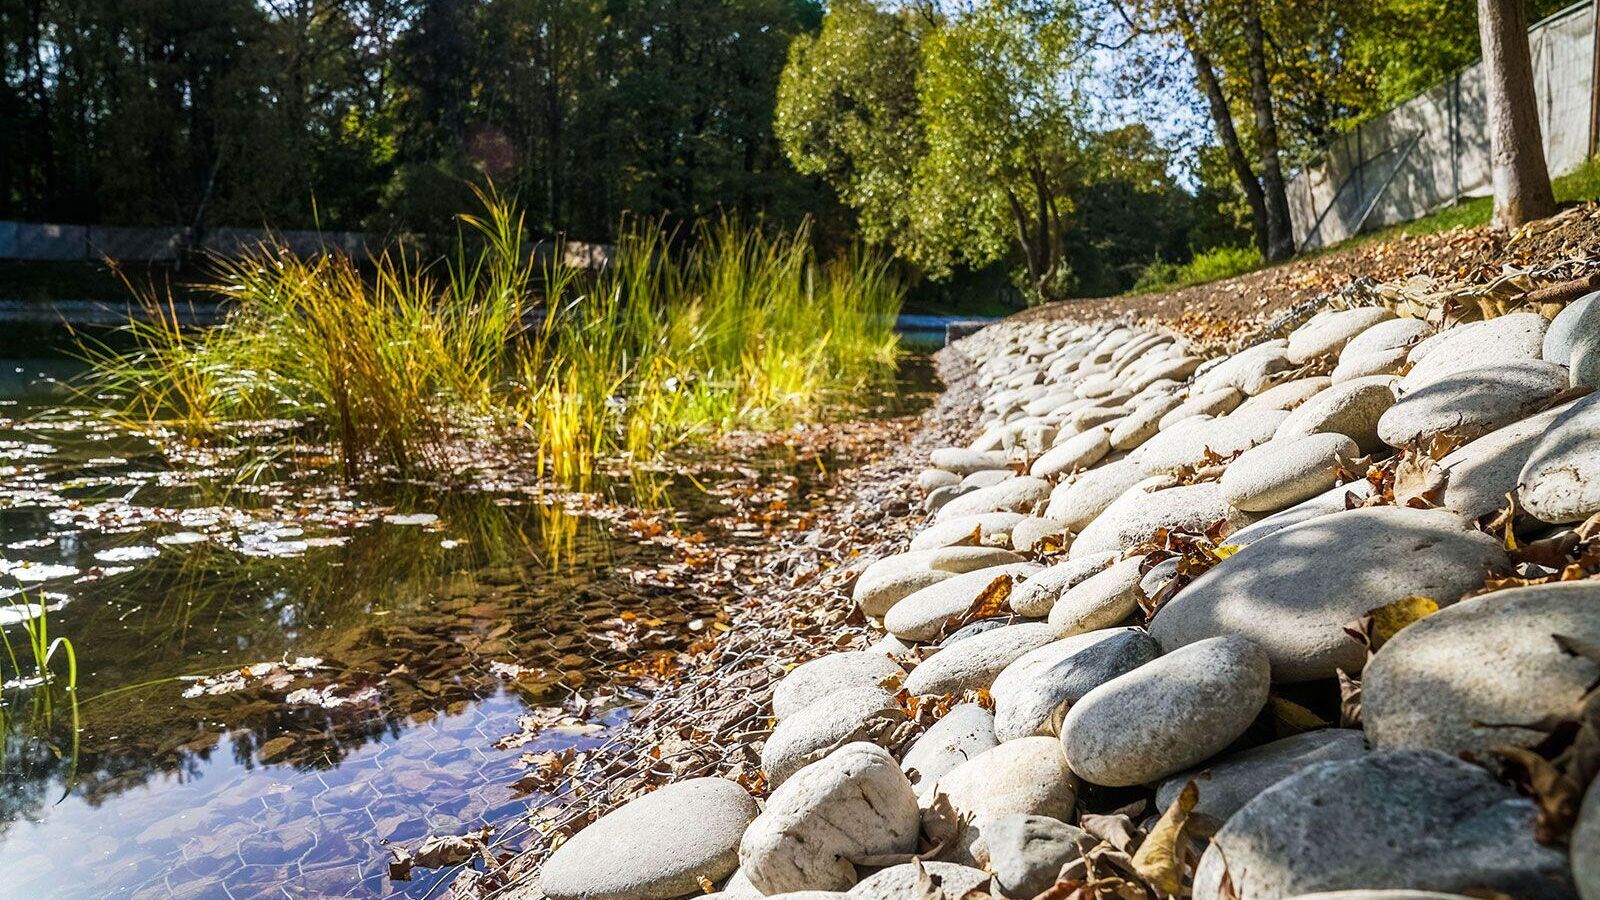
[1337, 669, 1363, 728]
[939, 574, 1014, 636]
[1130, 780, 1197, 896]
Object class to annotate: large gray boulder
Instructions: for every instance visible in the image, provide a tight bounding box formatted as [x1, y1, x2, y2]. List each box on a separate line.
[1150, 507, 1506, 682]
[1192, 751, 1577, 900]
[1031, 426, 1111, 478]
[1154, 729, 1368, 836]
[1519, 392, 1600, 523]
[741, 743, 921, 893]
[541, 777, 758, 900]
[994, 628, 1160, 742]
[1061, 635, 1270, 787]
[1363, 581, 1600, 756]
[1377, 360, 1569, 448]
[900, 703, 998, 797]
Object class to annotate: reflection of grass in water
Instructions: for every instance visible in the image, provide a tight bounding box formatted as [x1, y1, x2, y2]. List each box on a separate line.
[81, 193, 903, 489]
[1, 597, 79, 783]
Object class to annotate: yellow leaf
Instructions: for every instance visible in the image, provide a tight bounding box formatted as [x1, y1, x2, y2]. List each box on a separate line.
[1269, 696, 1330, 736]
[1212, 544, 1241, 560]
[1131, 780, 1198, 896]
[1367, 594, 1439, 644]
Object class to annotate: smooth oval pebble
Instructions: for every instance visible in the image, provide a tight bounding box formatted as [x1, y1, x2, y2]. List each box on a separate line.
[925, 736, 1078, 864]
[909, 512, 1028, 552]
[761, 686, 903, 786]
[1155, 729, 1368, 836]
[900, 703, 998, 797]
[1045, 554, 1147, 634]
[1031, 427, 1110, 478]
[994, 628, 1160, 742]
[741, 743, 920, 893]
[1288, 306, 1395, 363]
[772, 651, 906, 720]
[1401, 312, 1550, 391]
[541, 777, 758, 900]
[904, 622, 1061, 696]
[1274, 378, 1396, 452]
[1071, 480, 1251, 558]
[1061, 635, 1270, 787]
[1377, 360, 1568, 448]
[883, 563, 1040, 641]
[1220, 433, 1359, 513]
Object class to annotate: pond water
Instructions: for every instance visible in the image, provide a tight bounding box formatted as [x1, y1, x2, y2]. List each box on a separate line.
[0, 342, 938, 899]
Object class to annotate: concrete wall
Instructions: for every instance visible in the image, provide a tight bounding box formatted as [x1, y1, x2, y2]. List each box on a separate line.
[1290, 2, 1595, 249]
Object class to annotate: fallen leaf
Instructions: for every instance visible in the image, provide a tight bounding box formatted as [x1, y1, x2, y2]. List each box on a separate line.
[1366, 595, 1439, 646]
[1268, 696, 1331, 736]
[1131, 781, 1197, 895]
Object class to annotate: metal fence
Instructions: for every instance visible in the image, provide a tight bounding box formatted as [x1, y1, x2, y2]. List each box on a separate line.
[0, 220, 611, 268]
[1289, 2, 1596, 249]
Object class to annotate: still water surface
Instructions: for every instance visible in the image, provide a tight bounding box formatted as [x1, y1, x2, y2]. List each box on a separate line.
[0, 346, 936, 899]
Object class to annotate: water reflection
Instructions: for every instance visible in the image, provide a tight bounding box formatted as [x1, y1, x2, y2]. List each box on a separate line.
[0, 354, 938, 898]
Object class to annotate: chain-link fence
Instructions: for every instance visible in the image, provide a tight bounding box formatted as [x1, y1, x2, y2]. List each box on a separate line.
[1290, 2, 1596, 250]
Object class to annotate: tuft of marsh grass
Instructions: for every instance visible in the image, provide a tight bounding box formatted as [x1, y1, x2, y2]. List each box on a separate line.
[1, 596, 80, 773]
[85, 197, 903, 486]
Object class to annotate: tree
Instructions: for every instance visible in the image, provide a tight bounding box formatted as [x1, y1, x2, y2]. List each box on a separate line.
[1477, 0, 1555, 228]
[909, 1, 1091, 299]
[774, 0, 925, 249]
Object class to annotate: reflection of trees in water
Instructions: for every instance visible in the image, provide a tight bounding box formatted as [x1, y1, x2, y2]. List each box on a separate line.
[0, 483, 659, 819]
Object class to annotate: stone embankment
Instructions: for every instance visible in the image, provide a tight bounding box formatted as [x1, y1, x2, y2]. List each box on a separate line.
[531, 297, 1600, 900]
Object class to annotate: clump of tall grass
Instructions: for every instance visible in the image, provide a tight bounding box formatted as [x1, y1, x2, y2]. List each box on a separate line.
[527, 217, 903, 482]
[86, 195, 903, 485]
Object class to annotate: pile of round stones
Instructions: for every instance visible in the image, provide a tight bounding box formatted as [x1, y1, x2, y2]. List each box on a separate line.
[533, 298, 1600, 900]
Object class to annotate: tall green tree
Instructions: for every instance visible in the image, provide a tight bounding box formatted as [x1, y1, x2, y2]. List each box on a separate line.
[775, 0, 925, 248]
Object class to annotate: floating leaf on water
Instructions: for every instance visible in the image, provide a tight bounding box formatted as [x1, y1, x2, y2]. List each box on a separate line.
[94, 545, 159, 563]
[155, 531, 208, 546]
[383, 513, 440, 526]
[0, 559, 79, 583]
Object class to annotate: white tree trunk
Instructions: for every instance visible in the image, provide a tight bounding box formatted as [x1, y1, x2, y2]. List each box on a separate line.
[1479, 0, 1556, 228]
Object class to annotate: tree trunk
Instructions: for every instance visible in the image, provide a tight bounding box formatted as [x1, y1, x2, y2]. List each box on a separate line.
[1173, 1, 1269, 257]
[1479, 0, 1557, 228]
[1242, 1, 1295, 260]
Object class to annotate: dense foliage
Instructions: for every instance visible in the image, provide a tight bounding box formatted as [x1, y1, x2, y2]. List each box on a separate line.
[0, 0, 828, 241]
